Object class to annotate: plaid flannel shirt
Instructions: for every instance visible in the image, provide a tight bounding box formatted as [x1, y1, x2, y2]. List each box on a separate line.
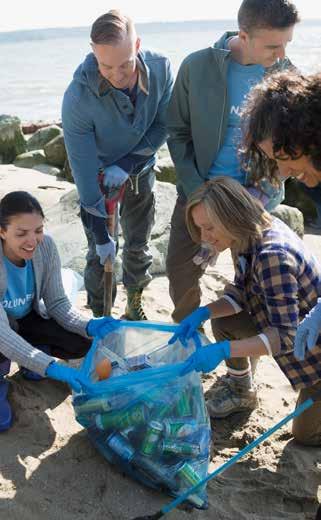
[224, 217, 321, 390]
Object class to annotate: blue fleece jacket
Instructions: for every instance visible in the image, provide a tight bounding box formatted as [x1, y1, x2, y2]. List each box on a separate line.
[62, 50, 173, 244]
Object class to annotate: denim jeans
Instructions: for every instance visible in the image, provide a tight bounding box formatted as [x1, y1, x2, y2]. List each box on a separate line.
[83, 167, 155, 316]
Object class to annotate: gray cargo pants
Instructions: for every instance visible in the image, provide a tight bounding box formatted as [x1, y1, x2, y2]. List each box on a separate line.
[83, 167, 155, 316]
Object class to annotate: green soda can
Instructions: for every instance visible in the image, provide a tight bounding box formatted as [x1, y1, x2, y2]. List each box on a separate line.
[97, 402, 148, 431]
[140, 421, 163, 456]
[176, 391, 192, 417]
[176, 462, 205, 508]
[74, 396, 112, 416]
[191, 385, 207, 422]
[161, 439, 201, 457]
[163, 418, 199, 438]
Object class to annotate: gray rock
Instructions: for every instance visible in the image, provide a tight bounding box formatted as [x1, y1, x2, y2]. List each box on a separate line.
[155, 156, 176, 185]
[45, 181, 177, 276]
[14, 150, 46, 168]
[0, 114, 27, 163]
[271, 204, 304, 238]
[33, 164, 61, 176]
[27, 125, 62, 151]
[44, 134, 67, 167]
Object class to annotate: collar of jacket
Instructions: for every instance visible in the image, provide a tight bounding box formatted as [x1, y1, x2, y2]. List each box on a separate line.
[97, 52, 149, 97]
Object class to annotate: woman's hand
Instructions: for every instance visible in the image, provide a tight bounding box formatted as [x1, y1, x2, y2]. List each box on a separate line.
[86, 316, 122, 339]
[169, 306, 211, 347]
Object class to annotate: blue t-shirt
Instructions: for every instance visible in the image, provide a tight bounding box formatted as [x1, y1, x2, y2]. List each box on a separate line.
[209, 59, 265, 183]
[2, 257, 35, 319]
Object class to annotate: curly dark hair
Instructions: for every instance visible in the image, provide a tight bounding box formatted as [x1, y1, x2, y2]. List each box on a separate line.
[241, 71, 321, 186]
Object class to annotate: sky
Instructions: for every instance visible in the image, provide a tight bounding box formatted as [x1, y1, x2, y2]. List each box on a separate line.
[1, 0, 321, 32]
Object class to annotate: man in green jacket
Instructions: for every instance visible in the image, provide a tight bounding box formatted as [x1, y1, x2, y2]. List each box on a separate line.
[166, 0, 300, 419]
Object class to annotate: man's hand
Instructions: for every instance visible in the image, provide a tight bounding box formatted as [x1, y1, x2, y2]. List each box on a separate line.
[103, 165, 129, 189]
[181, 340, 231, 375]
[294, 299, 321, 360]
[193, 243, 218, 270]
[96, 239, 116, 266]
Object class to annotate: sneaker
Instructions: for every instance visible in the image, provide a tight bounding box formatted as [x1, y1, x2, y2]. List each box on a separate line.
[124, 289, 147, 321]
[206, 377, 258, 418]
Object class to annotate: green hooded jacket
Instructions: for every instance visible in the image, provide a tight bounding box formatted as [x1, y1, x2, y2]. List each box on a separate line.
[167, 32, 292, 198]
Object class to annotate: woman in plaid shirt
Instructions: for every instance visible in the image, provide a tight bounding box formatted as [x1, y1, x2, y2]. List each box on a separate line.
[172, 176, 321, 446]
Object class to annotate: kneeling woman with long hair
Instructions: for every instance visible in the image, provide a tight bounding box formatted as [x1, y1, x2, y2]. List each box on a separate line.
[0, 191, 118, 432]
[172, 177, 321, 446]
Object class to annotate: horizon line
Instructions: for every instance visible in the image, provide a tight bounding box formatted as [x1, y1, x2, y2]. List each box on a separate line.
[1, 17, 321, 34]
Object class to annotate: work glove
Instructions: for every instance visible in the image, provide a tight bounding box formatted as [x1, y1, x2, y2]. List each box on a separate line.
[103, 165, 129, 189]
[294, 298, 321, 360]
[169, 306, 211, 347]
[96, 238, 116, 266]
[46, 362, 88, 393]
[87, 316, 122, 338]
[181, 340, 231, 376]
[193, 243, 219, 270]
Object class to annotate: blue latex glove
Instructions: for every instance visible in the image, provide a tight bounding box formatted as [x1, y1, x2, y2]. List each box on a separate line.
[96, 238, 116, 266]
[169, 306, 211, 347]
[87, 316, 122, 338]
[294, 298, 321, 360]
[181, 340, 231, 376]
[103, 165, 129, 189]
[45, 362, 88, 392]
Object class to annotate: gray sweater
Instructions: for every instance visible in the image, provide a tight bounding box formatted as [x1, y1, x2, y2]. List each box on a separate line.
[0, 235, 90, 376]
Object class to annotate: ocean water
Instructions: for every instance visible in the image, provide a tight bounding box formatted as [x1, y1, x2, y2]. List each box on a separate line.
[0, 19, 321, 121]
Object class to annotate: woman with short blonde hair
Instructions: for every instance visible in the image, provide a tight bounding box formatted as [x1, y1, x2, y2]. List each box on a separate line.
[171, 177, 321, 446]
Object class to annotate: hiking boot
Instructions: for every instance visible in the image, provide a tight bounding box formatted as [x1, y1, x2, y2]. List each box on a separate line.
[206, 376, 258, 418]
[0, 360, 12, 432]
[124, 288, 147, 321]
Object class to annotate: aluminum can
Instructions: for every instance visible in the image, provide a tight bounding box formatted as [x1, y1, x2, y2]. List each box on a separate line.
[140, 421, 163, 456]
[96, 402, 148, 430]
[74, 396, 112, 416]
[176, 391, 192, 417]
[163, 418, 199, 438]
[191, 385, 208, 421]
[133, 453, 178, 491]
[106, 432, 135, 462]
[176, 462, 205, 507]
[161, 439, 201, 457]
[125, 354, 152, 371]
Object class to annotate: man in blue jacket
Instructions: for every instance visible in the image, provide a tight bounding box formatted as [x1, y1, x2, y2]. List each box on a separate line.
[166, 0, 300, 419]
[62, 10, 173, 319]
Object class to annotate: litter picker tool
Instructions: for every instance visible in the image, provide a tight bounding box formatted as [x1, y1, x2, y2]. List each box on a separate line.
[131, 390, 321, 520]
[98, 169, 126, 316]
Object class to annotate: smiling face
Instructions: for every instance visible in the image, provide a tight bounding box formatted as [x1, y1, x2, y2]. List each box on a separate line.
[240, 26, 293, 67]
[258, 138, 321, 187]
[0, 212, 44, 266]
[92, 35, 140, 90]
[191, 203, 234, 253]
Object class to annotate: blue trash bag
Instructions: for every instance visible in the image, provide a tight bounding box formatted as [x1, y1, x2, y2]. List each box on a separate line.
[72, 321, 212, 509]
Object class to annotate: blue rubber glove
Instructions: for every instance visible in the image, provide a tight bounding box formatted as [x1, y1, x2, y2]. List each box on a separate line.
[45, 362, 88, 392]
[181, 340, 231, 376]
[87, 316, 122, 338]
[96, 238, 116, 266]
[103, 165, 129, 189]
[169, 306, 211, 347]
[294, 299, 321, 360]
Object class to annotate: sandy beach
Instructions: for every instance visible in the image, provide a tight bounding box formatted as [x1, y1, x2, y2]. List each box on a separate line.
[0, 168, 320, 519]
